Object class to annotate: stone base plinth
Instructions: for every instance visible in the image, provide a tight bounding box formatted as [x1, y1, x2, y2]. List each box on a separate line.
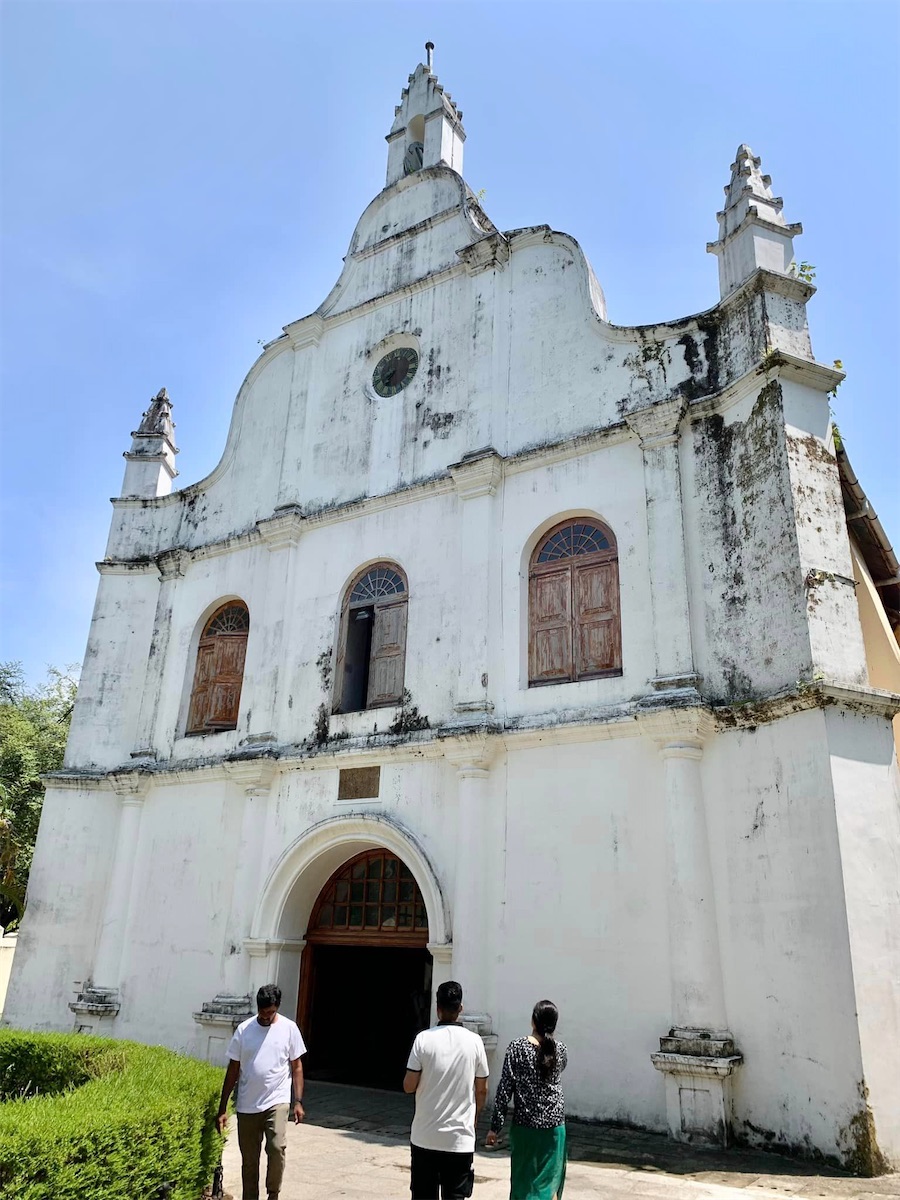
[651, 1027, 742, 1147]
[460, 1011, 499, 1053]
[193, 995, 254, 1064]
[69, 985, 121, 1031]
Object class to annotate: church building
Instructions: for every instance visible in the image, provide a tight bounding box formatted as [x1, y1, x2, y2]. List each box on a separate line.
[6, 50, 900, 1172]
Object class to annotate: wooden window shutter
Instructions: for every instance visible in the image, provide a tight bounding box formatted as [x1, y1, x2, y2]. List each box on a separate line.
[186, 603, 249, 734]
[366, 599, 407, 708]
[529, 566, 574, 684]
[206, 634, 248, 728]
[186, 642, 216, 732]
[574, 560, 621, 677]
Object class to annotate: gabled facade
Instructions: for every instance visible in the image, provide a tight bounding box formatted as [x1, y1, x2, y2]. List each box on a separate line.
[7, 54, 900, 1172]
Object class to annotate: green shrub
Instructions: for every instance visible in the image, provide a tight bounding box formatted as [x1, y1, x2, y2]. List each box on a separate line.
[0, 1031, 224, 1199]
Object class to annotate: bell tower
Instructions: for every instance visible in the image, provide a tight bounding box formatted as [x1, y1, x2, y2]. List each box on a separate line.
[385, 43, 465, 187]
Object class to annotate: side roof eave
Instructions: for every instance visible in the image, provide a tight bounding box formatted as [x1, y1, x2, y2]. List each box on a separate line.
[838, 443, 900, 630]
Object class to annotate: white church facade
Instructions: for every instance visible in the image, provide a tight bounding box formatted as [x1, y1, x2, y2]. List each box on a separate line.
[7, 54, 900, 1172]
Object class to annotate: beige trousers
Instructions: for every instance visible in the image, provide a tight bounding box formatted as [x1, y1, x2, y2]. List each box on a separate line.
[236, 1103, 289, 1200]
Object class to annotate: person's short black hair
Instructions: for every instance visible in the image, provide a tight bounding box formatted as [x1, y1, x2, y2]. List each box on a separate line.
[436, 981, 463, 1013]
[257, 983, 282, 1010]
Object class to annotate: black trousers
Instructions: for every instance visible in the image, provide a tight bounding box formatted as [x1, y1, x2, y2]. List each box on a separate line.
[410, 1143, 475, 1199]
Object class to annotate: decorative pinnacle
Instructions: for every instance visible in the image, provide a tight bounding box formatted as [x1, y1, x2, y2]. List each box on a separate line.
[707, 144, 804, 298]
[132, 387, 176, 448]
[426, 41, 434, 72]
[714, 144, 800, 242]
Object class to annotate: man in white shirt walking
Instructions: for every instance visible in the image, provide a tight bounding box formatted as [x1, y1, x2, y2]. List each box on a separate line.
[403, 980, 490, 1199]
[217, 984, 306, 1200]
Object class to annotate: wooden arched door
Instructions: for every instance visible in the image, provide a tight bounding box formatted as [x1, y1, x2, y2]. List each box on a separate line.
[297, 849, 432, 1089]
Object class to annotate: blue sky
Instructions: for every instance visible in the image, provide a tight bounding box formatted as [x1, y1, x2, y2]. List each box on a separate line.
[1, 0, 897, 684]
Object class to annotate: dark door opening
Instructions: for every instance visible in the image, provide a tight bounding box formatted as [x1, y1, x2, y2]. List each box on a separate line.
[304, 945, 432, 1090]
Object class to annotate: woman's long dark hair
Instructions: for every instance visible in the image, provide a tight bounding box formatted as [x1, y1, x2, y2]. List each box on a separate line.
[532, 999, 559, 1083]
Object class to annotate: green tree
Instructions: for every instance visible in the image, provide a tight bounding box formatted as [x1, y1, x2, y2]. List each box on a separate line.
[0, 662, 78, 929]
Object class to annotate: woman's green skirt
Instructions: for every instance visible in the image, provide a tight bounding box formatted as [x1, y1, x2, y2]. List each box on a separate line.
[508, 1123, 566, 1200]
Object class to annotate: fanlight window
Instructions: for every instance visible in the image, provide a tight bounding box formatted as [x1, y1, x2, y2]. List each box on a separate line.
[349, 567, 406, 604]
[528, 518, 622, 687]
[308, 850, 428, 945]
[186, 601, 249, 735]
[336, 563, 408, 713]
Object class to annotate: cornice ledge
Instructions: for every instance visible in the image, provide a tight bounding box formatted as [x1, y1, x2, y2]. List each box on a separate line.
[817, 682, 900, 716]
[707, 209, 803, 253]
[355, 207, 459, 261]
[325, 261, 465, 328]
[440, 733, 498, 770]
[96, 558, 158, 577]
[625, 398, 687, 448]
[716, 266, 814, 311]
[503, 421, 632, 475]
[223, 758, 279, 792]
[448, 448, 503, 498]
[500, 702, 642, 750]
[257, 505, 306, 550]
[156, 548, 191, 581]
[759, 350, 844, 394]
[41, 770, 113, 791]
[457, 232, 510, 276]
[713, 681, 900, 731]
[283, 313, 326, 350]
[635, 704, 717, 746]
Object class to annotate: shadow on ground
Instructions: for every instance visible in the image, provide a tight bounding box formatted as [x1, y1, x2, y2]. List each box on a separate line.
[298, 1080, 898, 1193]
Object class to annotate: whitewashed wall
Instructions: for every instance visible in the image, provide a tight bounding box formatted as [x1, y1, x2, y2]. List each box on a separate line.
[6, 150, 899, 1174]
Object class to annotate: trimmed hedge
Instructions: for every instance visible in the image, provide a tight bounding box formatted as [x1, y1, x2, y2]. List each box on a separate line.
[0, 1031, 224, 1199]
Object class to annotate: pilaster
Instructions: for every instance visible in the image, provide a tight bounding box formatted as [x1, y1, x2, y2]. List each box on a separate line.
[448, 450, 503, 721]
[626, 401, 698, 691]
[252, 507, 306, 741]
[637, 707, 742, 1145]
[131, 549, 190, 759]
[446, 738, 495, 1039]
[77, 771, 151, 1019]
[221, 761, 279, 996]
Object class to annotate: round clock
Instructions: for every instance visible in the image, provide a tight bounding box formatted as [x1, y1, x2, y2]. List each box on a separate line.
[372, 347, 419, 397]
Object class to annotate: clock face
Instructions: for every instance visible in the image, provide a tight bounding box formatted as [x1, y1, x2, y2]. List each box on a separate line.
[372, 347, 419, 397]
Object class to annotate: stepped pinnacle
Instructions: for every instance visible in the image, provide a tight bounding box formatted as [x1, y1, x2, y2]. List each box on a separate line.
[707, 145, 803, 300]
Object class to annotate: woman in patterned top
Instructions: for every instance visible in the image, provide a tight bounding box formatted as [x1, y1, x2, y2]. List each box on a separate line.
[486, 1000, 567, 1200]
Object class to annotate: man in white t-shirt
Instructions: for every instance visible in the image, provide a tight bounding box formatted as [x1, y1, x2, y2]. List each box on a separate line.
[403, 980, 490, 1199]
[217, 984, 306, 1200]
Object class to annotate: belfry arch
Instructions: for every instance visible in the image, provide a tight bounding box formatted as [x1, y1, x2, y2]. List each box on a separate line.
[250, 815, 451, 1089]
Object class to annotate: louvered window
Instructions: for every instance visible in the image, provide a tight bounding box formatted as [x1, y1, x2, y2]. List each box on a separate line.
[335, 564, 408, 712]
[186, 601, 249, 734]
[529, 520, 621, 686]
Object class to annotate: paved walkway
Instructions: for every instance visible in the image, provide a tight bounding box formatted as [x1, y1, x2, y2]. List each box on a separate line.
[221, 1081, 898, 1200]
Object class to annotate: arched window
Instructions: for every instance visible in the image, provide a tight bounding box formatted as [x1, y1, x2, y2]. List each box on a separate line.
[307, 850, 428, 945]
[186, 601, 250, 734]
[528, 519, 622, 686]
[335, 563, 408, 713]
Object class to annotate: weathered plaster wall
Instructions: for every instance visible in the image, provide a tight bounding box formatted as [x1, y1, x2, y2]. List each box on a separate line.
[8, 135, 900, 1175]
[5, 787, 119, 1027]
[687, 381, 813, 701]
[827, 708, 900, 1170]
[495, 738, 668, 1130]
[65, 572, 158, 769]
[703, 711, 869, 1160]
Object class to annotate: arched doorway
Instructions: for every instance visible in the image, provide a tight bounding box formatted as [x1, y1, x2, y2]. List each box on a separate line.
[297, 848, 432, 1089]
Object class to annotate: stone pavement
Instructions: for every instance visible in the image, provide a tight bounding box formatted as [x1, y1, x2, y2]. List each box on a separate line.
[221, 1081, 899, 1200]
